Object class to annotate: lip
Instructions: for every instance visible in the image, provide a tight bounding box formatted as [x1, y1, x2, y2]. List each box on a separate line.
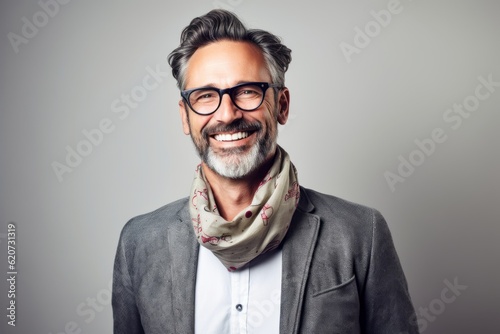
[204, 121, 261, 145]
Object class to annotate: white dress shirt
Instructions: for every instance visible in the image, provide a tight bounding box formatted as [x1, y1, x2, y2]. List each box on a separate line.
[195, 245, 282, 334]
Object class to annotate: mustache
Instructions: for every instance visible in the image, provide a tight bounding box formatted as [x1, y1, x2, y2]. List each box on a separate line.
[202, 119, 262, 138]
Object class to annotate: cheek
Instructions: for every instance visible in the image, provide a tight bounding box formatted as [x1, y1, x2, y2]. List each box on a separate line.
[266, 104, 280, 127]
[188, 114, 211, 136]
[260, 99, 279, 121]
[247, 111, 276, 133]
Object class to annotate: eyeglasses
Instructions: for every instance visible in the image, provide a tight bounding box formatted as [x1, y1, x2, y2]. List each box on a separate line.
[181, 82, 282, 115]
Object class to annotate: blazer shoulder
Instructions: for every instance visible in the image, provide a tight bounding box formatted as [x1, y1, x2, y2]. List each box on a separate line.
[300, 186, 380, 225]
[119, 197, 189, 243]
[298, 186, 391, 249]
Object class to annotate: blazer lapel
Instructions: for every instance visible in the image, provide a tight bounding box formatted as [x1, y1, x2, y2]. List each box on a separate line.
[168, 204, 199, 334]
[166, 190, 319, 334]
[280, 189, 320, 334]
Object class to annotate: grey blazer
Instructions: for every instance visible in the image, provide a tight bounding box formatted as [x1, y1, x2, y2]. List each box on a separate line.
[113, 187, 419, 333]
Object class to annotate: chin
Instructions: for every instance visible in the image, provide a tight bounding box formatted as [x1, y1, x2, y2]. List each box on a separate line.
[205, 142, 273, 179]
[205, 145, 259, 179]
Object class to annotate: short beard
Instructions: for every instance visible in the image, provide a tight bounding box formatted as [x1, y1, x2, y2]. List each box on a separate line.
[189, 117, 277, 179]
[205, 134, 275, 179]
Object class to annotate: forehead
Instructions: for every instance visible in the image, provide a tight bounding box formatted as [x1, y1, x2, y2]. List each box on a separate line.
[185, 40, 270, 88]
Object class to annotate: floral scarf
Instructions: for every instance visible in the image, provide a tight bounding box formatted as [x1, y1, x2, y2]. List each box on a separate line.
[189, 146, 300, 271]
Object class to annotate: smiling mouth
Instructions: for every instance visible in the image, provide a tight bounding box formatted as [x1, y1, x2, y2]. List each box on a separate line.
[213, 131, 251, 142]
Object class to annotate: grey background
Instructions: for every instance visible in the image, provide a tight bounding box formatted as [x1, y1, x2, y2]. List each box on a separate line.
[1, 0, 499, 333]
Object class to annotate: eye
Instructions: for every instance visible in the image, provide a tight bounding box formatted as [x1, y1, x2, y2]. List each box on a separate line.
[235, 86, 262, 99]
[191, 89, 218, 103]
[198, 93, 214, 99]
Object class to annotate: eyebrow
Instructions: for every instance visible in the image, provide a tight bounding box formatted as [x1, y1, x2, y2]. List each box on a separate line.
[185, 80, 259, 90]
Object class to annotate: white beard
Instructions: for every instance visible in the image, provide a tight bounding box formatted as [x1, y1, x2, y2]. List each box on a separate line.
[205, 142, 274, 179]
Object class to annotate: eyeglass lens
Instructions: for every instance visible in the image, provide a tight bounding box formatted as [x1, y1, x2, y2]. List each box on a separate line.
[188, 84, 265, 114]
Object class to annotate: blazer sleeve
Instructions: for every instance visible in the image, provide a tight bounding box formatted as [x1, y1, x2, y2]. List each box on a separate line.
[112, 224, 145, 334]
[361, 210, 419, 334]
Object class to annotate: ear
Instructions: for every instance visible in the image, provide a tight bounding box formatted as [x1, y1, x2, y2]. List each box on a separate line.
[277, 87, 290, 125]
[178, 100, 190, 135]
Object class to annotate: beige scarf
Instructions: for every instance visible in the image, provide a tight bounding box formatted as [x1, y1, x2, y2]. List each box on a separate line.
[189, 146, 300, 271]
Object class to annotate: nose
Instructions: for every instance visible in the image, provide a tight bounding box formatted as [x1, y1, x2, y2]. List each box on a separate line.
[214, 93, 243, 124]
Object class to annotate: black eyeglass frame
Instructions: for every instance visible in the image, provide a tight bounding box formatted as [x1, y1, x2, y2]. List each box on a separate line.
[180, 82, 282, 116]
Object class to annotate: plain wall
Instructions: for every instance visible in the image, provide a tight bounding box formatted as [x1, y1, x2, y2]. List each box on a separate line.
[1, 0, 499, 333]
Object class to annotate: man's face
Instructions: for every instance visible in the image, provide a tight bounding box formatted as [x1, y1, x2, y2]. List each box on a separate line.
[179, 40, 289, 179]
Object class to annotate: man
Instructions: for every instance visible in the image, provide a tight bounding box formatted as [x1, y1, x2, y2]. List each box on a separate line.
[112, 9, 418, 334]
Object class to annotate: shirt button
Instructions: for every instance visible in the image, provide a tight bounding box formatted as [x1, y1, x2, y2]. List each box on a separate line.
[235, 304, 243, 311]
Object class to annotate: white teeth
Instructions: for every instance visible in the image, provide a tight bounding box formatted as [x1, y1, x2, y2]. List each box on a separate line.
[214, 132, 249, 142]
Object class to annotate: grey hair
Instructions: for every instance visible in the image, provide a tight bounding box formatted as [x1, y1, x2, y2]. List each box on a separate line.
[167, 9, 292, 90]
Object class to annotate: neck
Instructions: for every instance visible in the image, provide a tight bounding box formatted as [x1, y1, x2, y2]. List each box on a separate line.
[202, 154, 275, 221]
